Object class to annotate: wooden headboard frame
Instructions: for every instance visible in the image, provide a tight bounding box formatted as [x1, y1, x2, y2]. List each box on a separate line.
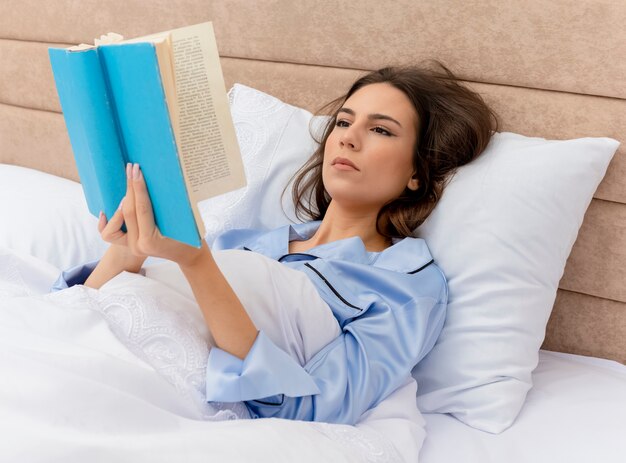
[0, 1, 624, 362]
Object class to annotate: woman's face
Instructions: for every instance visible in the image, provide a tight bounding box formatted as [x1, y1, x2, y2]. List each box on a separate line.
[322, 83, 419, 214]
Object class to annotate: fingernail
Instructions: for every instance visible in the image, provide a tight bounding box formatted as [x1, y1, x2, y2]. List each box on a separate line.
[117, 197, 124, 211]
[133, 163, 140, 180]
[126, 163, 131, 179]
[99, 211, 104, 220]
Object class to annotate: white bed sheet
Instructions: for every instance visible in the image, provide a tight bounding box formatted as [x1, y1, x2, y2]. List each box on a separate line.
[0, 247, 424, 463]
[420, 350, 626, 463]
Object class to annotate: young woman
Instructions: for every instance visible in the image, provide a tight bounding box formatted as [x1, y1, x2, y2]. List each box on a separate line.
[52, 64, 497, 425]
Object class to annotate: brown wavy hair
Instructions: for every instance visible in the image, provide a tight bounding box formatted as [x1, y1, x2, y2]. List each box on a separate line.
[284, 62, 498, 239]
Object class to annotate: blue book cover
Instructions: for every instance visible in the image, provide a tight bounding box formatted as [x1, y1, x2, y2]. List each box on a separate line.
[98, 43, 199, 247]
[48, 24, 242, 248]
[48, 47, 127, 224]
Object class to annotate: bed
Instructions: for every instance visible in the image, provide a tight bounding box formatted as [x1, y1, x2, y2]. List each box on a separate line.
[1, 1, 625, 462]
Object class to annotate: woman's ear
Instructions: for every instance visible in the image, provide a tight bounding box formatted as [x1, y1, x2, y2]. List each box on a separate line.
[407, 174, 419, 191]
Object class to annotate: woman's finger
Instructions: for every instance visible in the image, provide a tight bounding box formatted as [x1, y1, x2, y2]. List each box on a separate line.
[100, 198, 127, 243]
[97, 211, 106, 233]
[131, 164, 157, 234]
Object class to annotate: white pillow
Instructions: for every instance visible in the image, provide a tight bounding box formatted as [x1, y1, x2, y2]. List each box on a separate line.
[203, 85, 619, 433]
[198, 83, 326, 245]
[412, 132, 618, 433]
[0, 164, 108, 270]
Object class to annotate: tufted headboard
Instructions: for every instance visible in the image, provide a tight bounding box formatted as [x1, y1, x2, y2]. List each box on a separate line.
[0, 1, 624, 362]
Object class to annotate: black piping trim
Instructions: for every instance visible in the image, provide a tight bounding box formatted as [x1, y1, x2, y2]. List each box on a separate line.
[304, 263, 362, 311]
[250, 394, 284, 406]
[408, 259, 434, 274]
[277, 252, 318, 262]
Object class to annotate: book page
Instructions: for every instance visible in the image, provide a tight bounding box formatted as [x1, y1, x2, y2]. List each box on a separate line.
[168, 22, 246, 234]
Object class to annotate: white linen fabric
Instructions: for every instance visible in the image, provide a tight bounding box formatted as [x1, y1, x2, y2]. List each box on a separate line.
[0, 246, 61, 297]
[0, 248, 424, 462]
[419, 350, 626, 463]
[0, 164, 108, 270]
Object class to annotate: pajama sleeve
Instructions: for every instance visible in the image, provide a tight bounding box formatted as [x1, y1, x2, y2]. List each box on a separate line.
[205, 330, 322, 401]
[50, 260, 100, 292]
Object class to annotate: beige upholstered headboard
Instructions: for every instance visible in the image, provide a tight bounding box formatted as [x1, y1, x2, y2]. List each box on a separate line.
[1, 1, 624, 362]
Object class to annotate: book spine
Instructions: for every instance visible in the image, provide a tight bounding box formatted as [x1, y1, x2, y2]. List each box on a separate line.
[48, 48, 127, 221]
[99, 43, 200, 247]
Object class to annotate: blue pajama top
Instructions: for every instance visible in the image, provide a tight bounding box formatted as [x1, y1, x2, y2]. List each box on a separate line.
[52, 220, 448, 425]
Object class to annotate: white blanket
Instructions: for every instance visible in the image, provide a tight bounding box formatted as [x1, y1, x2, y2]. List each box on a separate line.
[0, 248, 426, 462]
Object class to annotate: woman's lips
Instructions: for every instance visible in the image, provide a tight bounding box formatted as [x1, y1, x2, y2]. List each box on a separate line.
[332, 157, 359, 171]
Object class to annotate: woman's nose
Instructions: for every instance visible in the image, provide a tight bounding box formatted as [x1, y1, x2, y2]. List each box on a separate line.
[339, 126, 360, 151]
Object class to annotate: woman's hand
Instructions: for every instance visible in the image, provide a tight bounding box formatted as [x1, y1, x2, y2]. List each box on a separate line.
[98, 198, 132, 249]
[97, 185, 147, 271]
[120, 162, 208, 268]
[85, 192, 146, 289]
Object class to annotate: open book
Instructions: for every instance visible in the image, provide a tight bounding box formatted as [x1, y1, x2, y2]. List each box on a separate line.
[48, 22, 245, 248]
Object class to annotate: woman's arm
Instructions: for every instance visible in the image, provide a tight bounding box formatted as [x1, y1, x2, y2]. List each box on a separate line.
[83, 244, 146, 289]
[50, 204, 147, 292]
[178, 243, 258, 360]
[120, 163, 258, 360]
[78, 195, 147, 290]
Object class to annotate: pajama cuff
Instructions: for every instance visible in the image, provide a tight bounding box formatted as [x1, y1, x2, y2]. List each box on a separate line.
[205, 330, 321, 403]
[50, 259, 100, 292]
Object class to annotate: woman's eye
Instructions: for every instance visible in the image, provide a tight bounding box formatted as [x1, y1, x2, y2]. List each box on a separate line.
[335, 120, 350, 128]
[373, 126, 392, 136]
